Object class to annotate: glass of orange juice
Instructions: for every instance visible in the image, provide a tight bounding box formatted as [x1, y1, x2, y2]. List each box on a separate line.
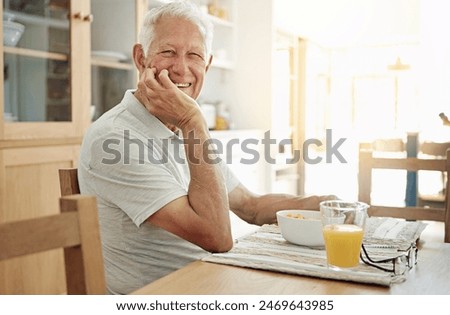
[320, 200, 368, 269]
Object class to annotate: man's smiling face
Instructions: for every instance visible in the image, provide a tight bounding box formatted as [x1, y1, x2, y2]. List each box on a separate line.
[145, 16, 211, 100]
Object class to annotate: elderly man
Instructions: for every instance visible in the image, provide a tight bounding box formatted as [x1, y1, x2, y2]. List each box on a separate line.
[79, 0, 334, 294]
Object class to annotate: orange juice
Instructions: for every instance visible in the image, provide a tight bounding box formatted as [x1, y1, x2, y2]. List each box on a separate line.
[322, 224, 364, 268]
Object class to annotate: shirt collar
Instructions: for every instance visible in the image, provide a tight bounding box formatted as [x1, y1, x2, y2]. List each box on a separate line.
[124, 89, 179, 139]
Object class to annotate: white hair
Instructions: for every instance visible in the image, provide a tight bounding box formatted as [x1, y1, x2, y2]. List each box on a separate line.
[138, 0, 214, 58]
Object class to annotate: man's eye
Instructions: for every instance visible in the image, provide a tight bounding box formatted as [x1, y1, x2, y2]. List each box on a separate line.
[189, 52, 204, 60]
[161, 50, 175, 56]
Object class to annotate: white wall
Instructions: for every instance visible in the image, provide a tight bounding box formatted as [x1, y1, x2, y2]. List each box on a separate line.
[274, 0, 420, 48]
[419, 0, 450, 141]
[232, 0, 274, 131]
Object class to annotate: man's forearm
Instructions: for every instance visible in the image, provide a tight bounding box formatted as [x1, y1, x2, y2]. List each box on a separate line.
[182, 122, 232, 251]
[230, 185, 335, 227]
[249, 194, 327, 225]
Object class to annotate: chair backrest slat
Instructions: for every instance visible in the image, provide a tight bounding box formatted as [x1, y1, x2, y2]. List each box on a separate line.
[371, 157, 446, 172]
[0, 212, 80, 260]
[0, 195, 106, 294]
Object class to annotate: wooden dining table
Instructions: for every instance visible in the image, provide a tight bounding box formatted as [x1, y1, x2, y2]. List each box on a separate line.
[132, 223, 450, 295]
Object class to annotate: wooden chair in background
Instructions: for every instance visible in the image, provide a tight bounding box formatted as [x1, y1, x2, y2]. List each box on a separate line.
[418, 141, 450, 208]
[358, 149, 450, 243]
[371, 138, 406, 154]
[0, 195, 106, 294]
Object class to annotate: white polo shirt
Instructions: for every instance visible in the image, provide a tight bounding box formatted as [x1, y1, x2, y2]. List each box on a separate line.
[78, 89, 240, 294]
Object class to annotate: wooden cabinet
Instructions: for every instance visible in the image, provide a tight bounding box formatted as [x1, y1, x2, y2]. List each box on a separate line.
[90, 0, 141, 120]
[0, 0, 142, 294]
[0, 145, 80, 294]
[1, 0, 90, 139]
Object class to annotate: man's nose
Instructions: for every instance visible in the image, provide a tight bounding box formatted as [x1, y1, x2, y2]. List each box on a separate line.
[171, 56, 188, 76]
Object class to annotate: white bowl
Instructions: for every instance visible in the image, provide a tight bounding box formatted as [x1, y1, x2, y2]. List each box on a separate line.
[3, 20, 25, 47]
[276, 210, 324, 247]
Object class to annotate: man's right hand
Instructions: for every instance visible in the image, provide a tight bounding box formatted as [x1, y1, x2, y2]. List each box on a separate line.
[135, 67, 205, 131]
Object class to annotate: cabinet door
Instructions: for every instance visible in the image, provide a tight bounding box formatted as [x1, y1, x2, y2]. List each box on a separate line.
[1, 0, 91, 139]
[0, 145, 80, 294]
[90, 0, 139, 120]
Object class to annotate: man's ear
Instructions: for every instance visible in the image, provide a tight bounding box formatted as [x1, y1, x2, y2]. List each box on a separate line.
[205, 55, 213, 73]
[132, 44, 146, 72]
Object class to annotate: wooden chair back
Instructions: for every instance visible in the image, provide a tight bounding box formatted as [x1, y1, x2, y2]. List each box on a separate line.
[372, 138, 405, 153]
[420, 141, 450, 157]
[418, 141, 450, 207]
[0, 195, 106, 294]
[59, 168, 80, 196]
[358, 148, 450, 243]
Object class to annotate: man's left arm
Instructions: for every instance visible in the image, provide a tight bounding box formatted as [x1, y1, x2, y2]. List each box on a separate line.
[228, 184, 337, 226]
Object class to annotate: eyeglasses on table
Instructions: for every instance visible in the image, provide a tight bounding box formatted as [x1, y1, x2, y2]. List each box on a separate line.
[360, 243, 418, 275]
